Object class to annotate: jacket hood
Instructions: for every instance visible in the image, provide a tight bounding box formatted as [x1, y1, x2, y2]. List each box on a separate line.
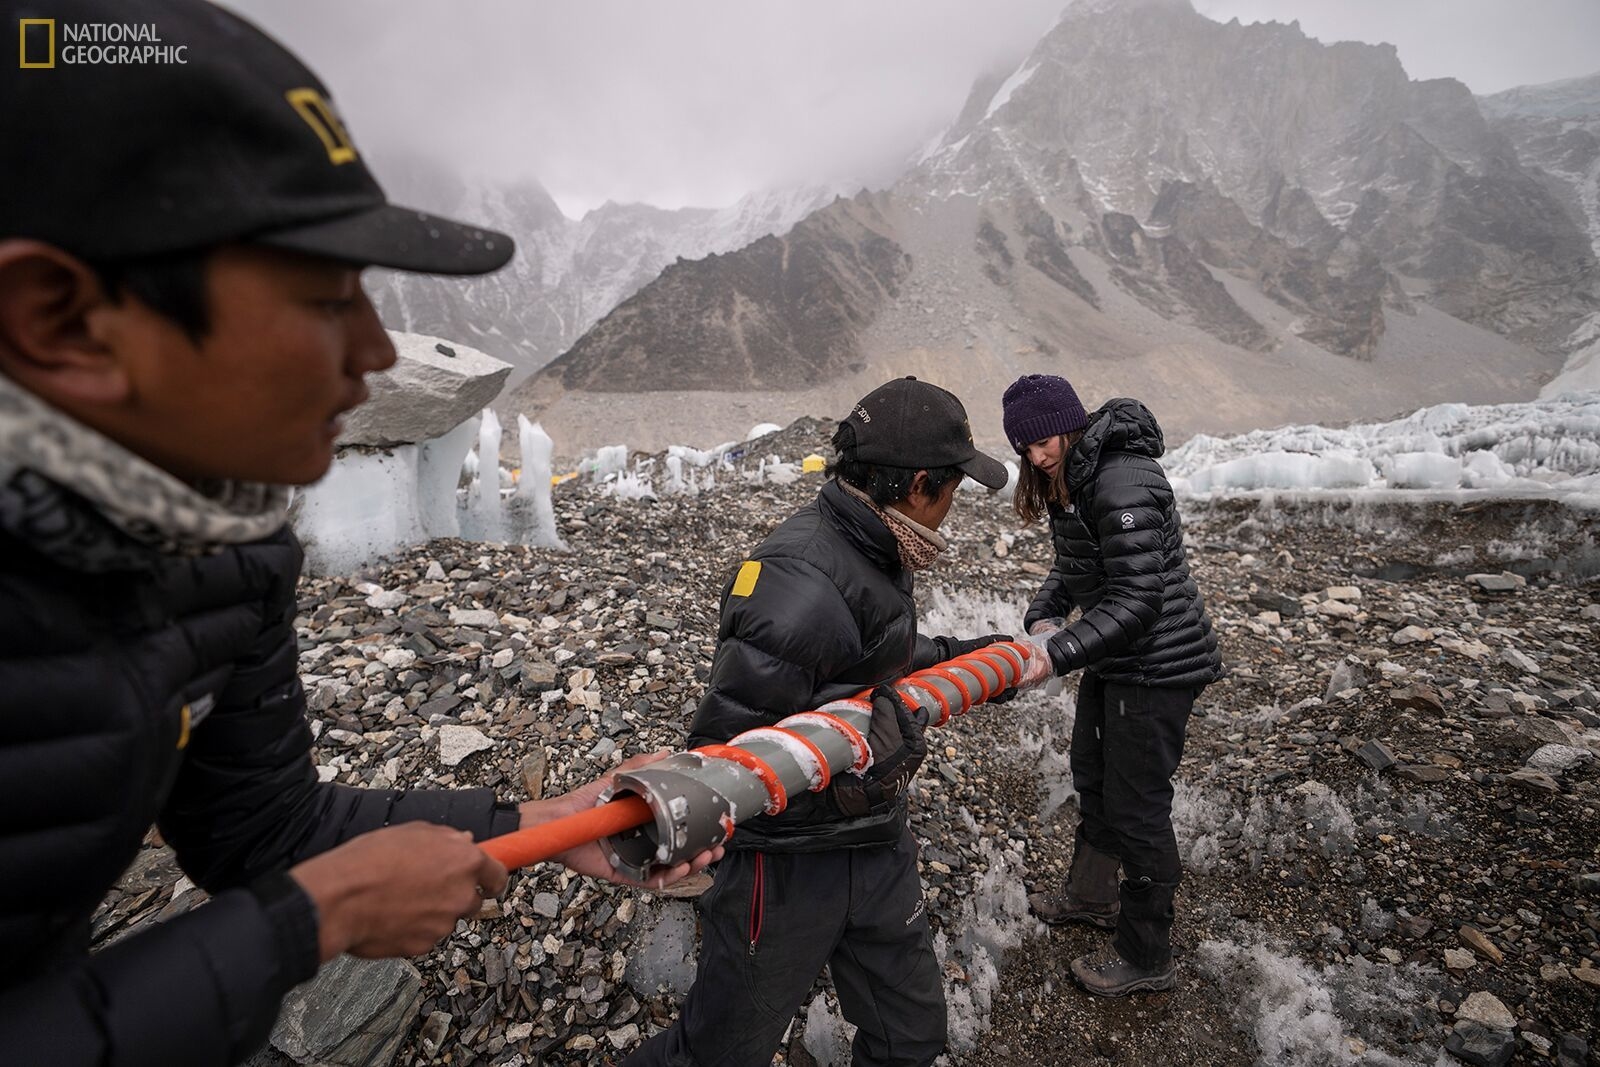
[1067, 398, 1165, 491]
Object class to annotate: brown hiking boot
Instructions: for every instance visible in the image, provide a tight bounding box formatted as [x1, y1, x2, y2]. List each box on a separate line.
[1070, 947, 1176, 997]
[1028, 890, 1119, 928]
[1030, 837, 1120, 928]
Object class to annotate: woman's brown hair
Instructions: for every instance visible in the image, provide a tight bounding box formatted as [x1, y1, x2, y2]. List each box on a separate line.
[1012, 431, 1083, 526]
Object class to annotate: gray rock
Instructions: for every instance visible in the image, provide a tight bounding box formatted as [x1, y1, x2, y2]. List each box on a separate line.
[1581, 604, 1600, 622]
[624, 901, 699, 996]
[1516, 716, 1575, 747]
[363, 589, 406, 612]
[1444, 1020, 1515, 1067]
[607, 1023, 642, 1050]
[532, 892, 561, 919]
[1391, 685, 1444, 713]
[1324, 661, 1368, 702]
[338, 331, 511, 448]
[1526, 743, 1592, 774]
[1467, 572, 1525, 593]
[271, 955, 422, 1067]
[448, 607, 500, 630]
[1355, 739, 1396, 772]
[438, 724, 494, 766]
[1555, 1032, 1588, 1067]
[1249, 590, 1301, 617]
[1457, 991, 1516, 1031]
[521, 749, 548, 799]
[416, 1011, 451, 1059]
[1507, 768, 1561, 794]
[1499, 647, 1540, 674]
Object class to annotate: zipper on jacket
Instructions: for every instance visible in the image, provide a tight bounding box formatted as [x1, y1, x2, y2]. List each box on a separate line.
[748, 852, 765, 955]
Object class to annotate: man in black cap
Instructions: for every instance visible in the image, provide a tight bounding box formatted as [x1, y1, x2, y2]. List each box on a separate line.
[0, 2, 715, 1064]
[627, 377, 1012, 1067]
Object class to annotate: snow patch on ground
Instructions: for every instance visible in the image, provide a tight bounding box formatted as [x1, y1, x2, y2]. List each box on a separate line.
[1194, 932, 1446, 1066]
[1013, 721, 1077, 819]
[935, 837, 1045, 1054]
[801, 989, 858, 1066]
[919, 587, 1028, 638]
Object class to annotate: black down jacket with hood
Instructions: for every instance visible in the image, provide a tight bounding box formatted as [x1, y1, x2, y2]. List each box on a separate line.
[1024, 398, 1223, 688]
[0, 473, 520, 1067]
[687, 479, 943, 852]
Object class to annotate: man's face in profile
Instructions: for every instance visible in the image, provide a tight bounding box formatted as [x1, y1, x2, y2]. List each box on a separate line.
[112, 245, 397, 485]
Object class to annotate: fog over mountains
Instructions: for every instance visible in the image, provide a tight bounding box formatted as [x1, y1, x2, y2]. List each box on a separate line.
[365, 155, 842, 390]
[374, 0, 1600, 453]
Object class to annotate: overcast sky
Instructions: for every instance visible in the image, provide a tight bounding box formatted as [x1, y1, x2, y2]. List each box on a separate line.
[224, 0, 1600, 218]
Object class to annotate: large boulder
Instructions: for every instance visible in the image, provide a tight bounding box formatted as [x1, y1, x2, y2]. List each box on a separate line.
[270, 955, 422, 1067]
[338, 331, 510, 448]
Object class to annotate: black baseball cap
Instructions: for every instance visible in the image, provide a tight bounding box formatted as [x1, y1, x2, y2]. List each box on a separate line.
[841, 377, 1009, 489]
[2, 0, 512, 274]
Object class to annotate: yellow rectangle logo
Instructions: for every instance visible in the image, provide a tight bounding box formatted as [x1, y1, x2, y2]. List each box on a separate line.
[19, 18, 55, 68]
[731, 560, 761, 597]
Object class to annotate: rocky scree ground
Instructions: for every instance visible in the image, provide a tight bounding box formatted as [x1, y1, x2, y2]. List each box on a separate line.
[98, 424, 1599, 1066]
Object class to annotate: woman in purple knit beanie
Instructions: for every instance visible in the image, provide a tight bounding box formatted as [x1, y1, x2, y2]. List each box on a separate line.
[1001, 373, 1222, 1000]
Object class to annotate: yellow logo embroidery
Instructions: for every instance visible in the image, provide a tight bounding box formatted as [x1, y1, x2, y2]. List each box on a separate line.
[18, 19, 55, 68]
[732, 561, 762, 597]
[286, 87, 358, 165]
[176, 704, 191, 749]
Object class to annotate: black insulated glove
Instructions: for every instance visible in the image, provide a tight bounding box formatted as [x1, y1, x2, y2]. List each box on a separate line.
[931, 633, 1013, 661]
[828, 684, 928, 818]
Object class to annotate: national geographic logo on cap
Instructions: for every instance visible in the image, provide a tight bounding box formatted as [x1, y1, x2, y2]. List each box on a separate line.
[18, 19, 189, 68]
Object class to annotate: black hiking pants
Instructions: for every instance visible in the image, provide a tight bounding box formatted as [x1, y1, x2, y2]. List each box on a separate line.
[1071, 672, 1195, 970]
[624, 827, 946, 1067]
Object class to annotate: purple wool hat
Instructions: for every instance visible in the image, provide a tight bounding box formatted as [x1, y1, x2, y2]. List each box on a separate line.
[1002, 374, 1089, 453]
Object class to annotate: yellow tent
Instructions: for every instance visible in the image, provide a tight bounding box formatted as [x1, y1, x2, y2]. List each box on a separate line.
[802, 454, 826, 473]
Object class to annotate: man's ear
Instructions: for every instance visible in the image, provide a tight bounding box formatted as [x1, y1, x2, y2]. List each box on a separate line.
[908, 469, 933, 502]
[0, 240, 131, 405]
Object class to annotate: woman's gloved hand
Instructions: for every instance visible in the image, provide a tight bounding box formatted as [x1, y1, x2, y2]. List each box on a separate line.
[1017, 630, 1059, 689]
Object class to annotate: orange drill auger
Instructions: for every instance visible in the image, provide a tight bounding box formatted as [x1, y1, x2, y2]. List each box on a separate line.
[481, 639, 1041, 880]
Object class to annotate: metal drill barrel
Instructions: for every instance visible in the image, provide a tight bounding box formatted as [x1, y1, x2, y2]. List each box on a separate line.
[594, 641, 1032, 880]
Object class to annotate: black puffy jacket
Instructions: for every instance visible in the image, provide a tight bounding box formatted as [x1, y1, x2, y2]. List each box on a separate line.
[1024, 399, 1223, 689]
[0, 471, 519, 1067]
[687, 479, 941, 852]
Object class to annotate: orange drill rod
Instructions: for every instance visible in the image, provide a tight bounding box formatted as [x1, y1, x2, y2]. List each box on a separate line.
[481, 794, 652, 871]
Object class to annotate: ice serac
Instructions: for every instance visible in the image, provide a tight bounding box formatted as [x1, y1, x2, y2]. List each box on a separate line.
[338, 331, 510, 448]
[1167, 394, 1600, 500]
[508, 416, 565, 549]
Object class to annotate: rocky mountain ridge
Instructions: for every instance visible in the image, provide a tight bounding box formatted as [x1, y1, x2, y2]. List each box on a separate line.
[515, 0, 1595, 455]
[1480, 72, 1600, 396]
[363, 154, 843, 389]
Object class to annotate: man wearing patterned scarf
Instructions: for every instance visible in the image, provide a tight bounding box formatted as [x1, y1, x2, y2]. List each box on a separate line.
[629, 378, 1012, 1067]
